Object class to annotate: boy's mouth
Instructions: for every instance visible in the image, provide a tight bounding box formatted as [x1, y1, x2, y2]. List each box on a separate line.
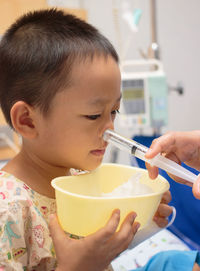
[90, 149, 106, 156]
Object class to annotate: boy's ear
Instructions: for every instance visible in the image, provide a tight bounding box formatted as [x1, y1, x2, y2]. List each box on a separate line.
[10, 101, 38, 139]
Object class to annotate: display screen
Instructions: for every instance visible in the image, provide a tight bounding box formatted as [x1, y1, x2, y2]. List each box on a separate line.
[123, 88, 144, 100]
[122, 79, 145, 114]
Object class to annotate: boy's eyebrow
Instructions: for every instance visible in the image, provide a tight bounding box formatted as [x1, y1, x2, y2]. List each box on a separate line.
[88, 94, 122, 106]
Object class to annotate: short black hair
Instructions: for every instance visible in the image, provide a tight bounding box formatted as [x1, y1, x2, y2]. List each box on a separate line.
[0, 8, 119, 128]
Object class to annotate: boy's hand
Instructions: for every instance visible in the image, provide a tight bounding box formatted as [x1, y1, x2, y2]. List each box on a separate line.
[153, 190, 173, 227]
[145, 131, 200, 199]
[49, 210, 140, 271]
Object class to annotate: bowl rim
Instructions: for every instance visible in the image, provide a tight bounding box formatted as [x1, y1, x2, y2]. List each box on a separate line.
[51, 163, 170, 200]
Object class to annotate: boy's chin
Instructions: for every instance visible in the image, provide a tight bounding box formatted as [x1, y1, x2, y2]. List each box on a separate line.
[79, 160, 103, 172]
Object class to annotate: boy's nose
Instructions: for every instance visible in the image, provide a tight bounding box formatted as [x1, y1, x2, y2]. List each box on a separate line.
[101, 117, 114, 139]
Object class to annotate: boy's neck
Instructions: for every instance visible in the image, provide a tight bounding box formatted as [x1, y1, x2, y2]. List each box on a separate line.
[2, 148, 70, 199]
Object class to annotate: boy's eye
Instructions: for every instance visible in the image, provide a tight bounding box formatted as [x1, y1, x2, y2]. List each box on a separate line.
[85, 110, 120, 121]
[111, 109, 120, 115]
[85, 114, 101, 120]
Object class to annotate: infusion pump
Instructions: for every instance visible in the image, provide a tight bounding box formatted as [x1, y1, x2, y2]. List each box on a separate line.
[119, 59, 168, 131]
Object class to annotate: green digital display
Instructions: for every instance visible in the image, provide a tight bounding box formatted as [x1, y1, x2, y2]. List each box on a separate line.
[123, 88, 144, 100]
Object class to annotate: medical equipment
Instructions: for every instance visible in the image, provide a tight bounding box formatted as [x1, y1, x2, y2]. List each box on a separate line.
[120, 59, 168, 132]
[104, 129, 198, 184]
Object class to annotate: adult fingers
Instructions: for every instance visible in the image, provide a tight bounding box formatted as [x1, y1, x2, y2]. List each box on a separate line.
[146, 147, 180, 180]
[145, 133, 176, 159]
[145, 162, 159, 179]
[163, 152, 193, 185]
[171, 176, 193, 187]
[193, 175, 200, 199]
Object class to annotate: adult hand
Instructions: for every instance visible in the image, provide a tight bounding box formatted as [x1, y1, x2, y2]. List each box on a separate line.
[145, 131, 200, 199]
[49, 210, 140, 271]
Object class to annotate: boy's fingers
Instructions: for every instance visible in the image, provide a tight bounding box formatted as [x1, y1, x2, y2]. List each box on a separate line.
[153, 216, 168, 228]
[117, 212, 139, 242]
[118, 212, 136, 231]
[154, 203, 173, 218]
[154, 204, 173, 228]
[160, 191, 172, 204]
[94, 209, 120, 241]
[117, 222, 140, 254]
[114, 212, 140, 252]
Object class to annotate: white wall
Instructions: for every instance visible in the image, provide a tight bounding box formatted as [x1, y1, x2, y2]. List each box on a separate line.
[157, 0, 200, 131]
[49, 0, 200, 132]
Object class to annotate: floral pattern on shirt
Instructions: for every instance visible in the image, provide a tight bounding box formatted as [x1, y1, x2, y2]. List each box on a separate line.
[0, 171, 56, 270]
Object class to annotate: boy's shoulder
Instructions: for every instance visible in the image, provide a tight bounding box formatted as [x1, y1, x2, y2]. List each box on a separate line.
[0, 170, 34, 203]
[0, 170, 56, 217]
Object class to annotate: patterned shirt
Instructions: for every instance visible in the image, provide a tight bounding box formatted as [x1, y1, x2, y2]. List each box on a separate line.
[0, 171, 113, 271]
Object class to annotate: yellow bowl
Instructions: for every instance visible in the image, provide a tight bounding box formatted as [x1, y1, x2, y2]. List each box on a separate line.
[51, 163, 169, 236]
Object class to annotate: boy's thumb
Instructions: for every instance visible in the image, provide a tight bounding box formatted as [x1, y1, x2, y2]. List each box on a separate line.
[49, 213, 66, 241]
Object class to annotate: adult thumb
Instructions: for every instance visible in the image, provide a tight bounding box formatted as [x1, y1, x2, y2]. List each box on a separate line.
[192, 174, 200, 200]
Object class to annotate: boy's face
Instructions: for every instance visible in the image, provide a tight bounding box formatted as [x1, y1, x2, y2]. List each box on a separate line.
[35, 55, 121, 172]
